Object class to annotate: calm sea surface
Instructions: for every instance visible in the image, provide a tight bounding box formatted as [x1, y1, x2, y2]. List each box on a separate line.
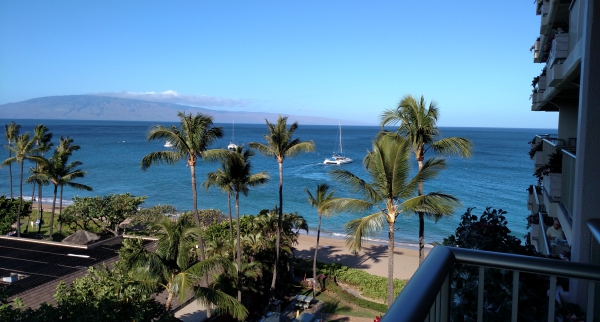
[0, 119, 555, 247]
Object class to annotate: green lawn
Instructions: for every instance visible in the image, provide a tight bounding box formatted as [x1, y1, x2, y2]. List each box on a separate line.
[18, 208, 78, 240]
[296, 288, 384, 319]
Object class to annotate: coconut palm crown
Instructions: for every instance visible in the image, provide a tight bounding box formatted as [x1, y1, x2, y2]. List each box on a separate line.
[329, 134, 459, 307]
[380, 94, 473, 265]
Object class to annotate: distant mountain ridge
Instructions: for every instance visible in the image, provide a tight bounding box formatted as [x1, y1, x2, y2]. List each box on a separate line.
[0, 95, 351, 125]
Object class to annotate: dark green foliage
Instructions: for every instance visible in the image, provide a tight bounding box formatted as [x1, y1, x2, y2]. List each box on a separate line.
[129, 204, 177, 230]
[533, 150, 563, 182]
[0, 266, 179, 322]
[203, 209, 308, 312]
[442, 207, 544, 322]
[198, 209, 227, 226]
[528, 141, 543, 159]
[0, 196, 31, 234]
[60, 193, 147, 236]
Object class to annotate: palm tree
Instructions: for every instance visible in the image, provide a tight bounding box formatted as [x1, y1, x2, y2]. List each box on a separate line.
[30, 125, 53, 230]
[4, 121, 20, 198]
[55, 136, 81, 233]
[305, 183, 338, 297]
[330, 134, 459, 307]
[228, 145, 269, 301]
[380, 94, 473, 265]
[141, 112, 226, 318]
[120, 217, 248, 319]
[34, 146, 92, 236]
[141, 112, 225, 245]
[204, 158, 235, 242]
[249, 115, 315, 295]
[2, 133, 45, 237]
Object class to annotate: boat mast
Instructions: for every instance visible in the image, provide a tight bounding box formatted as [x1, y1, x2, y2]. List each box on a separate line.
[339, 121, 343, 155]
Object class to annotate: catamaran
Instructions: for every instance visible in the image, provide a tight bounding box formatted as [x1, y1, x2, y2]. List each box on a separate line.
[324, 122, 352, 165]
[227, 120, 238, 150]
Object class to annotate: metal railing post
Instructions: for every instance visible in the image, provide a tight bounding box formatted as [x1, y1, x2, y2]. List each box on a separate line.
[512, 271, 520, 322]
[477, 266, 484, 322]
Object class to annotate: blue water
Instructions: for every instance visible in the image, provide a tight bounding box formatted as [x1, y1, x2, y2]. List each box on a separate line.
[0, 119, 554, 247]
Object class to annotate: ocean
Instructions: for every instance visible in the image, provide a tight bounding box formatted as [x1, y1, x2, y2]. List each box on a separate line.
[0, 119, 554, 248]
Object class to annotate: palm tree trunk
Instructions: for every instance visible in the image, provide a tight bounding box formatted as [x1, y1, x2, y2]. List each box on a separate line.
[25, 181, 35, 234]
[313, 213, 322, 298]
[190, 163, 211, 319]
[8, 150, 13, 198]
[37, 182, 43, 234]
[270, 161, 283, 295]
[236, 192, 242, 302]
[49, 185, 58, 237]
[228, 193, 233, 242]
[387, 219, 395, 308]
[417, 159, 425, 266]
[165, 292, 174, 312]
[17, 161, 24, 237]
[58, 185, 64, 233]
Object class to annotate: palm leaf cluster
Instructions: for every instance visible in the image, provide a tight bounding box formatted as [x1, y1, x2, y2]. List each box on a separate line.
[380, 94, 473, 264]
[118, 216, 248, 320]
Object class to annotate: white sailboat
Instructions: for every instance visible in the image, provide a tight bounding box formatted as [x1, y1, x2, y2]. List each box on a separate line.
[227, 120, 238, 150]
[324, 122, 353, 165]
[164, 141, 173, 148]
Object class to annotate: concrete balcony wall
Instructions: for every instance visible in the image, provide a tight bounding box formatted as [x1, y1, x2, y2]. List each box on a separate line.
[562, 150, 576, 218]
[548, 33, 569, 67]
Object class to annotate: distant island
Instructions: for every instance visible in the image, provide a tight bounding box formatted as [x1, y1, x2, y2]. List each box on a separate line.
[0, 95, 360, 125]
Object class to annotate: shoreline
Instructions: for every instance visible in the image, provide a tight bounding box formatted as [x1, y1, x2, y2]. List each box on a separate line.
[27, 198, 423, 279]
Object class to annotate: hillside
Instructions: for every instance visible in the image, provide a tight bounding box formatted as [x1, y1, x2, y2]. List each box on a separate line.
[0, 95, 345, 125]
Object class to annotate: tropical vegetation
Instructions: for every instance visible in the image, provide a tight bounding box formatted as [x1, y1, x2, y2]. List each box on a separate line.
[31, 138, 92, 236]
[206, 145, 269, 301]
[249, 115, 315, 295]
[2, 132, 45, 237]
[140, 112, 228, 318]
[305, 183, 339, 297]
[330, 134, 459, 307]
[60, 193, 146, 236]
[380, 94, 473, 264]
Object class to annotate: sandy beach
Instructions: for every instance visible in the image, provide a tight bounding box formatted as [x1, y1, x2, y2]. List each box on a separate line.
[294, 233, 426, 280]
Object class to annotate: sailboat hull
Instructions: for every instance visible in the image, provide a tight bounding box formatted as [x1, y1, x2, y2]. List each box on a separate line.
[323, 155, 353, 165]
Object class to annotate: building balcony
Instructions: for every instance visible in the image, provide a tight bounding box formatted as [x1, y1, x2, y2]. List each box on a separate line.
[383, 221, 600, 322]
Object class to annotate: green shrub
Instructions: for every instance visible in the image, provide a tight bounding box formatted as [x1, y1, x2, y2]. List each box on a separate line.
[335, 268, 406, 303]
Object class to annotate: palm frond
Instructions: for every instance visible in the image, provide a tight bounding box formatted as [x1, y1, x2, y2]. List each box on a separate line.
[344, 211, 385, 253]
[399, 193, 460, 220]
[140, 151, 182, 170]
[432, 137, 473, 158]
[193, 287, 248, 320]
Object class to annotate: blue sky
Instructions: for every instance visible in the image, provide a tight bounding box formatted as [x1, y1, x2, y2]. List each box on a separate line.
[0, 1, 558, 128]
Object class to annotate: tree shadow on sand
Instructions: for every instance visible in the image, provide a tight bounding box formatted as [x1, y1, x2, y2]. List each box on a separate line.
[293, 243, 410, 270]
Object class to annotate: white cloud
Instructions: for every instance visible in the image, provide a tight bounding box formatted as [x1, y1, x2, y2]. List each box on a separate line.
[95, 90, 251, 108]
